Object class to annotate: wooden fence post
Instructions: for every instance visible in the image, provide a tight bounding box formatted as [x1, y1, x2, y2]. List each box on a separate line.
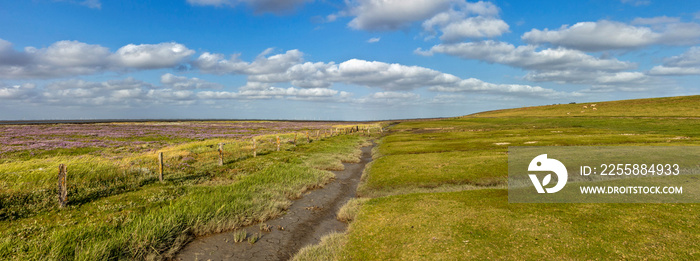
[158, 152, 164, 182]
[218, 143, 224, 166]
[58, 164, 68, 208]
[294, 133, 297, 144]
[316, 130, 320, 139]
[306, 131, 310, 143]
[276, 136, 280, 151]
[253, 138, 257, 157]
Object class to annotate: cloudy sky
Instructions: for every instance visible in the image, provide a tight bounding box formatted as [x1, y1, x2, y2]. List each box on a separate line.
[1, 0, 699, 120]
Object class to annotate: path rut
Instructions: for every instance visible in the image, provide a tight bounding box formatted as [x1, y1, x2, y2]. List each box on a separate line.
[175, 143, 374, 261]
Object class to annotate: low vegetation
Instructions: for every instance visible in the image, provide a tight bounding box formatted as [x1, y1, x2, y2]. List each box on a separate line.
[314, 95, 699, 260]
[0, 121, 380, 260]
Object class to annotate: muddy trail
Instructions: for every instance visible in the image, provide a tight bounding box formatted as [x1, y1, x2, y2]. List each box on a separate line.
[175, 143, 374, 261]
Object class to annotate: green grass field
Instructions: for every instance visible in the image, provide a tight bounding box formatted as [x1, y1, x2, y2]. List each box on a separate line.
[303, 95, 700, 260]
[0, 124, 377, 260]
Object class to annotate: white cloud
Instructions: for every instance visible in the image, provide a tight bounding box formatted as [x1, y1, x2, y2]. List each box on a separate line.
[369, 91, 420, 100]
[367, 37, 381, 43]
[193, 47, 570, 98]
[355, 91, 421, 105]
[0, 83, 36, 99]
[522, 20, 700, 51]
[186, 0, 312, 14]
[418, 41, 660, 88]
[429, 93, 464, 104]
[524, 70, 651, 86]
[649, 46, 700, 75]
[31, 40, 110, 67]
[113, 43, 195, 69]
[41, 78, 157, 105]
[344, 0, 451, 31]
[439, 16, 509, 41]
[329, 1, 509, 44]
[418, 41, 634, 71]
[197, 86, 348, 102]
[160, 73, 223, 90]
[147, 89, 195, 101]
[193, 48, 304, 75]
[421, 1, 508, 42]
[0, 39, 195, 79]
[428, 77, 571, 97]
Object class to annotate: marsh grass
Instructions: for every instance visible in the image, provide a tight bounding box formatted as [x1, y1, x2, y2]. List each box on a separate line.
[341, 189, 699, 260]
[233, 230, 247, 243]
[336, 198, 369, 223]
[291, 232, 347, 261]
[339, 95, 699, 260]
[0, 129, 368, 260]
[259, 223, 271, 232]
[248, 233, 260, 244]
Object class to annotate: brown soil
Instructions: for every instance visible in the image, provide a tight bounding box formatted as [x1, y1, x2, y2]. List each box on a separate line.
[175, 143, 374, 261]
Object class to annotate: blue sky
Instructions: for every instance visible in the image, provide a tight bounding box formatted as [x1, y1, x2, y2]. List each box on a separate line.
[1, 0, 699, 120]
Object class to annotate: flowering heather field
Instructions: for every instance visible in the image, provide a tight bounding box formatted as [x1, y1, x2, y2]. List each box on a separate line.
[0, 121, 336, 156]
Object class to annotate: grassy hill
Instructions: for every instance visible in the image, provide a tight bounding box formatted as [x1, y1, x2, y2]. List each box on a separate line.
[471, 95, 699, 117]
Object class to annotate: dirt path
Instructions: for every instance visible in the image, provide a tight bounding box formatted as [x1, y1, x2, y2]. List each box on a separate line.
[175, 143, 374, 261]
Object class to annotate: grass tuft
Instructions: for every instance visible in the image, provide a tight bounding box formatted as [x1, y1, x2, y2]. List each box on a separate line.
[248, 233, 260, 244]
[233, 230, 246, 243]
[259, 223, 271, 232]
[291, 232, 347, 261]
[337, 198, 369, 223]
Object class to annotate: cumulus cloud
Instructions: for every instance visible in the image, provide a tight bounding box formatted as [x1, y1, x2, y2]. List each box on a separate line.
[246, 55, 570, 97]
[421, 1, 508, 42]
[197, 85, 350, 102]
[113, 43, 195, 69]
[428, 77, 571, 97]
[524, 70, 651, 86]
[648, 46, 700, 75]
[193, 48, 304, 75]
[186, 0, 312, 14]
[438, 17, 509, 41]
[344, 0, 451, 31]
[160, 73, 223, 90]
[1, 40, 109, 78]
[0, 38, 195, 79]
[522, 20, 700, 51]
[355, 91, 421, 105]
[247, 58, 459, 91]
[417, 41, 658, 88]
[335, 1, 508, 42]
[418, 41, 634, 71]
[41, 78, 157, 105]
[0, 83, 36, 99]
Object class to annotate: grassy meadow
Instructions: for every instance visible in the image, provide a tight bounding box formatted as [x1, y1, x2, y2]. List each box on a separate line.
[302, 95, 699, 260]
[0, 121, 379, 260]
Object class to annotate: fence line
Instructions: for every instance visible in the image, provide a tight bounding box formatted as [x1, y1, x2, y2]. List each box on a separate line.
[53, 126, 383, 209]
